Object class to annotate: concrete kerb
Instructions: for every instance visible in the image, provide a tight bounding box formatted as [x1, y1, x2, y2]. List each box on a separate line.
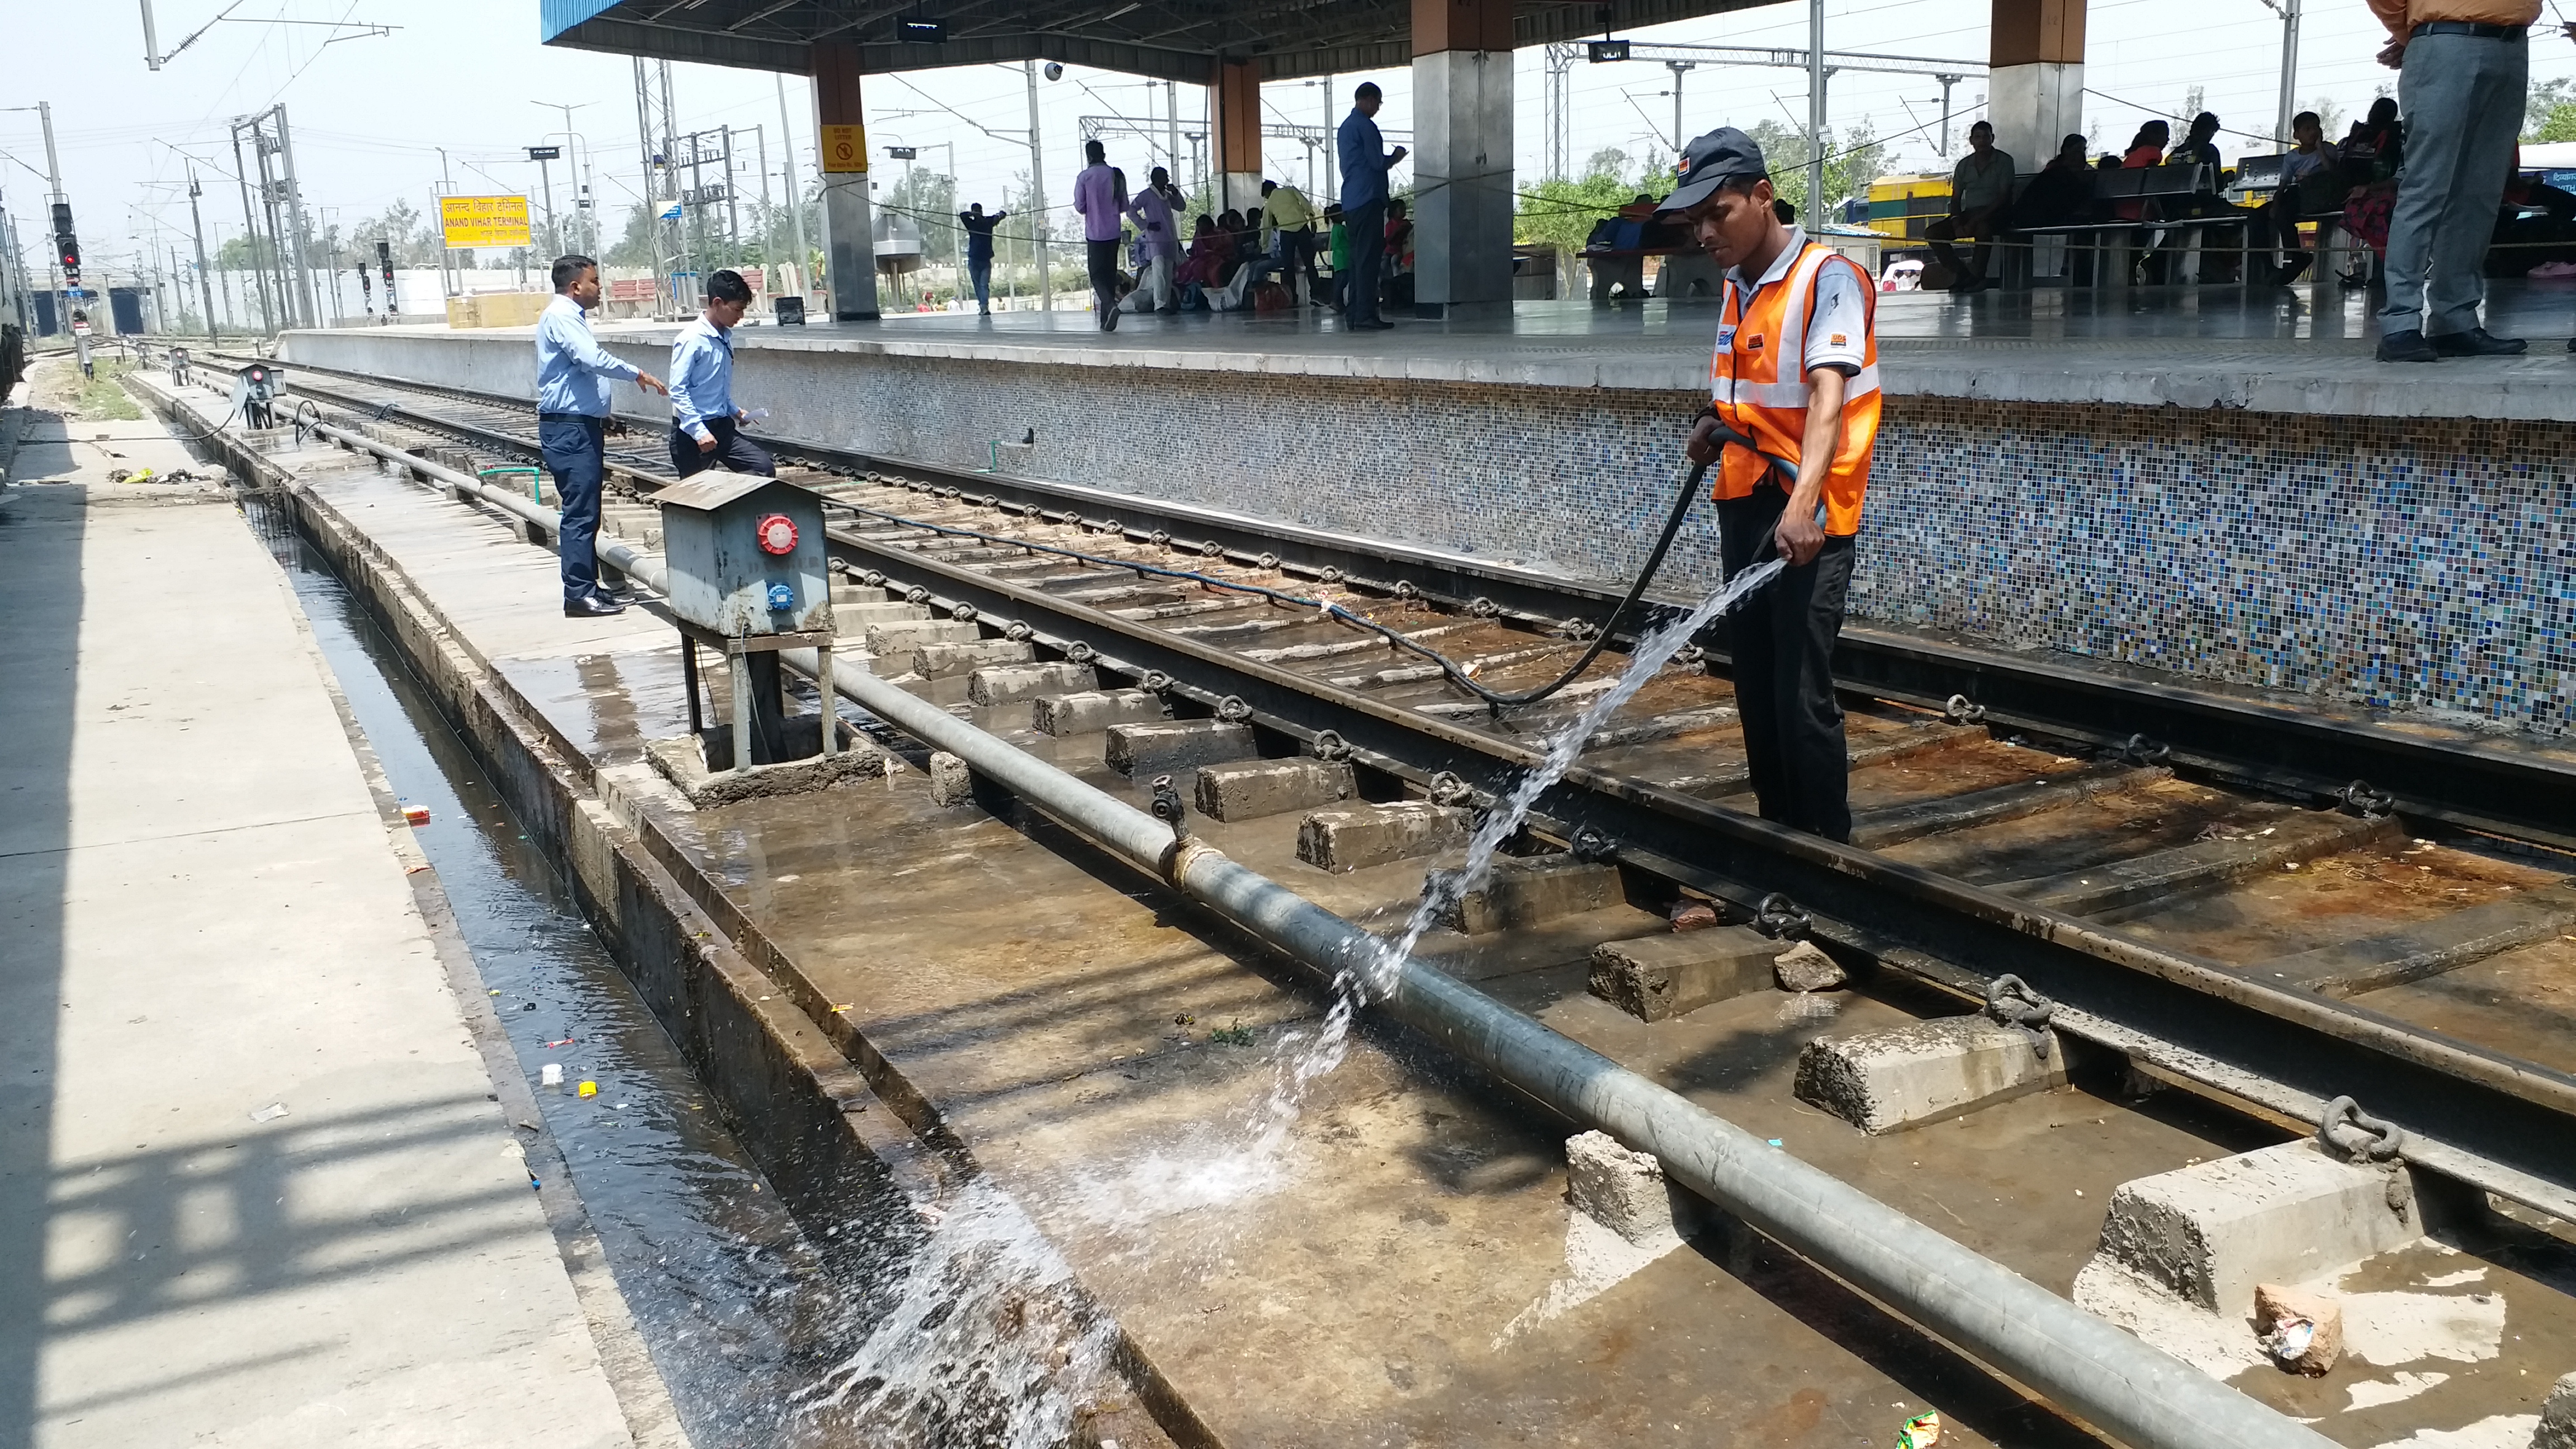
[145, 370, 1215, 1449]
[282, 471, 1214, 1449]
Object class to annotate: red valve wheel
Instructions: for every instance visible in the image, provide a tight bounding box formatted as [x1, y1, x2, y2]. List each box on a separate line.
[754, 513, 798, 556]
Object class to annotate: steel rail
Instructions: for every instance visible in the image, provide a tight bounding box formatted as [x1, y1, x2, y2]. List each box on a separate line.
[253, 357, 2576, 1218]
[810, 517, 2576, 1220]
[271, 394, 2338, 1449]
[243, 350, 2576, 855]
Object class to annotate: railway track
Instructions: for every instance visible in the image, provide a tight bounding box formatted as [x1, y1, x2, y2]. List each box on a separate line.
[184, 350, 2576, 1439]
[231, 351, 2576, 1213]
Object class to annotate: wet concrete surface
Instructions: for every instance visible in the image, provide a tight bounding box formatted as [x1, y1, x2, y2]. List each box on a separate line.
[216, 401, 2576, 1447]
[248, 505, 865, 1448]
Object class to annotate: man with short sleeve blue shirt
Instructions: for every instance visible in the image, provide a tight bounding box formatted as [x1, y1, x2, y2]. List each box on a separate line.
[536, 254, 666, 617]
[1336, 81, 1407, 329]
[667, 268, 773, 480]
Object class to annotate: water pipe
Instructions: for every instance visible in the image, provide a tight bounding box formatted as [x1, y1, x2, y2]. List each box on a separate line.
[311, 412, 2334, 1449]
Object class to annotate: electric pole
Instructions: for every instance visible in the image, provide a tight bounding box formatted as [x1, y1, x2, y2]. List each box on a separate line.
[1025, 60, 1050, 312]
[776, 73, 809, 297]
[1807, 0, 1827, 226]
[187, 173, 217, 338]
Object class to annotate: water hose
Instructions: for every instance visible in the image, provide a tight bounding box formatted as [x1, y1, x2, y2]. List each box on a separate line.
[830, 419, 1797, 714]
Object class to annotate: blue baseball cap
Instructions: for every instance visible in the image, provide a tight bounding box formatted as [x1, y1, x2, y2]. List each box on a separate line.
[1655, 127, 1770, 215]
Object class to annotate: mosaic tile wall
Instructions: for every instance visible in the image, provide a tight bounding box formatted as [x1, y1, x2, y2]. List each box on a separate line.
[283, 332, 2576, 736]
[737, 351, 2574, 736]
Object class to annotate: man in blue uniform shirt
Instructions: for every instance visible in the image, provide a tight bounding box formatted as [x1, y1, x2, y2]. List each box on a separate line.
[536, 254, 665, 618]
[668, 269, 773, 480]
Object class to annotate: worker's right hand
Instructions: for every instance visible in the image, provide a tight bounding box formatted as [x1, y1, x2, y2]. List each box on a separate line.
[1684, 413, 1723, 465]
[636, 372, 669, 396]
[695, 431, 717, 454]
[1389, 145, 1408, 167]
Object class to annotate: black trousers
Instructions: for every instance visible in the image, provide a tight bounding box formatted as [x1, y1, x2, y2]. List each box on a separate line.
[1713, 487, 1857, 842]
[1087, 239, 1122, 325]
[668, 416, 775, 479]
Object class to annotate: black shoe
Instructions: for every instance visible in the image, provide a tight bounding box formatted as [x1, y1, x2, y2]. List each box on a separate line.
[1952, 274, 1985, 295]
[2376, 329, 2440, 363]
[2428, 326, 2526, 357]
[1361, 318, 1396, 330]
[2274, 254, 2313, 286]
[564, 594, 626, 618]
[1101, 307, 1119, 332]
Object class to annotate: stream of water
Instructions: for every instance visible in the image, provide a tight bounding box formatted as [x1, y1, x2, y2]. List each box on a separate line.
[1251, 558, 1788, 1154]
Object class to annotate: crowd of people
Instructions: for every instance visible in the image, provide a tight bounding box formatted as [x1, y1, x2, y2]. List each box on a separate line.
[1914, 0, 2570, 361]
[944, 80, 1421, 329]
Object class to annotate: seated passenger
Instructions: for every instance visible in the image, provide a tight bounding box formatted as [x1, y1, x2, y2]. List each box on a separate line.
[2250, 111, 2331, 285]
[1924, 119, 2014, 292]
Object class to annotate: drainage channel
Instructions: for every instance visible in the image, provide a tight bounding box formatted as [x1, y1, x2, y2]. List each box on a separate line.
[241, 496, 864, 1447]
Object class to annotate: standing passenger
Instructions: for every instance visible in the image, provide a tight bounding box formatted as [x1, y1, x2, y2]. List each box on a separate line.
[1662, 129, 1879, 842]
[2369, 0, 2536, 360]
[667, 269, 773, 481]
[536, 254, 667, 618]
[959, 202, 1007, 315]
[1073, 139, 1124, 332]
[1336, 82, 1408, 330]
[1128, 167, 1181, 314]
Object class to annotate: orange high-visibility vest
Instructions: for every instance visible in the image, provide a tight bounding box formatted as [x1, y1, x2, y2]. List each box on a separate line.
[1709, 240, 1882, 536]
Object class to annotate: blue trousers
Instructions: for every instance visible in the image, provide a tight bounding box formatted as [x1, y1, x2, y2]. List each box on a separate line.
[969, 258, 992, 312]
[539, 413, 606, 604]
[669, 416, 775, 480]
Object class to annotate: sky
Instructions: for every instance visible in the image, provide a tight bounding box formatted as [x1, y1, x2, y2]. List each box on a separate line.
[4, 0, 2573, 288]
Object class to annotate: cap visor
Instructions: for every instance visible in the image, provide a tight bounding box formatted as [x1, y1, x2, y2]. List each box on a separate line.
[1654, 175, 1727, 215]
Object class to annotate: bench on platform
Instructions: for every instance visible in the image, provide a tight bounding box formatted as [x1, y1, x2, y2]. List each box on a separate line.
[2001, 164, 2252, 288]
[1577, 245, 1723, 301]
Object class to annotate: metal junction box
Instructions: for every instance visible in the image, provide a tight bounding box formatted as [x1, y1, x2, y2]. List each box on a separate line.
[654, 475, 830, 637]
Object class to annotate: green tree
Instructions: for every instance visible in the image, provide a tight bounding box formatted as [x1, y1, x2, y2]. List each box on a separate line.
[1748, 120, 1885, 226]
[604, 200, 666, 269]
[883, 168, 960, 267]
[2528, 78, 2576, 139]
[1512, 147, 1653, 253]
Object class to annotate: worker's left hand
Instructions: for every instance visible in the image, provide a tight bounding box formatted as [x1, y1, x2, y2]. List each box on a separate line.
[1774, 509, 1827, 567]
[734, 409, 751, 427]
[696, 432, 718, 454]
[2375, 36, 2405, 68]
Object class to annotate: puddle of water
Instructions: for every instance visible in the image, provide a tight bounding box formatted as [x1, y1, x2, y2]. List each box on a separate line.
[245, 501, 865, 1446]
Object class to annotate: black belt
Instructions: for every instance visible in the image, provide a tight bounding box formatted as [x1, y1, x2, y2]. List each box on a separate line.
[2410, 20, 2527, 38]
[536, 410, 604, 423]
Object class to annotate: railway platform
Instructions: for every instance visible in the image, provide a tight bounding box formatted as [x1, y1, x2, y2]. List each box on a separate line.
[0, 359, 655, 1447]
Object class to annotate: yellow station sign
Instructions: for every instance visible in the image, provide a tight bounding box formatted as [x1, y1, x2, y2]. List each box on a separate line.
[439, 194, 533, 249]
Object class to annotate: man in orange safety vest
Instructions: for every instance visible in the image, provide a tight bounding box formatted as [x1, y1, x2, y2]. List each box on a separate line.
[1661, 127, 1881, 842]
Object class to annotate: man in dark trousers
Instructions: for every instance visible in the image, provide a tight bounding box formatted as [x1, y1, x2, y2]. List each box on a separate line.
[1335, 80, 1407, 329]
[1072, 139, 1125, 332]
[958, 202, 1007, 315]
[1662, 129, 1881, 842]
[667, 269, 772, 480]
[535, 254, 666, 618]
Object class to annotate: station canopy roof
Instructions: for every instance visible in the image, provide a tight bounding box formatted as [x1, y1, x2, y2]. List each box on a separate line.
[541, 0, 1759, 83]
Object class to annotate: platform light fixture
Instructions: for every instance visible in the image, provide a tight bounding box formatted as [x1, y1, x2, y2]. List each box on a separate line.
[898, 18, 944, 42]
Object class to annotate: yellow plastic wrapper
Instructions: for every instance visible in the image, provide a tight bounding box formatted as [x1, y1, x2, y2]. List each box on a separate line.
[1896, 1411, 1942, 1447]
[577, 1080, 599, 1098]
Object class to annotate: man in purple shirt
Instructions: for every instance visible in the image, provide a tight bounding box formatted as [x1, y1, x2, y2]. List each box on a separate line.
[1126, 165, 1181, 314]
[1072, 139, 1126, 332]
